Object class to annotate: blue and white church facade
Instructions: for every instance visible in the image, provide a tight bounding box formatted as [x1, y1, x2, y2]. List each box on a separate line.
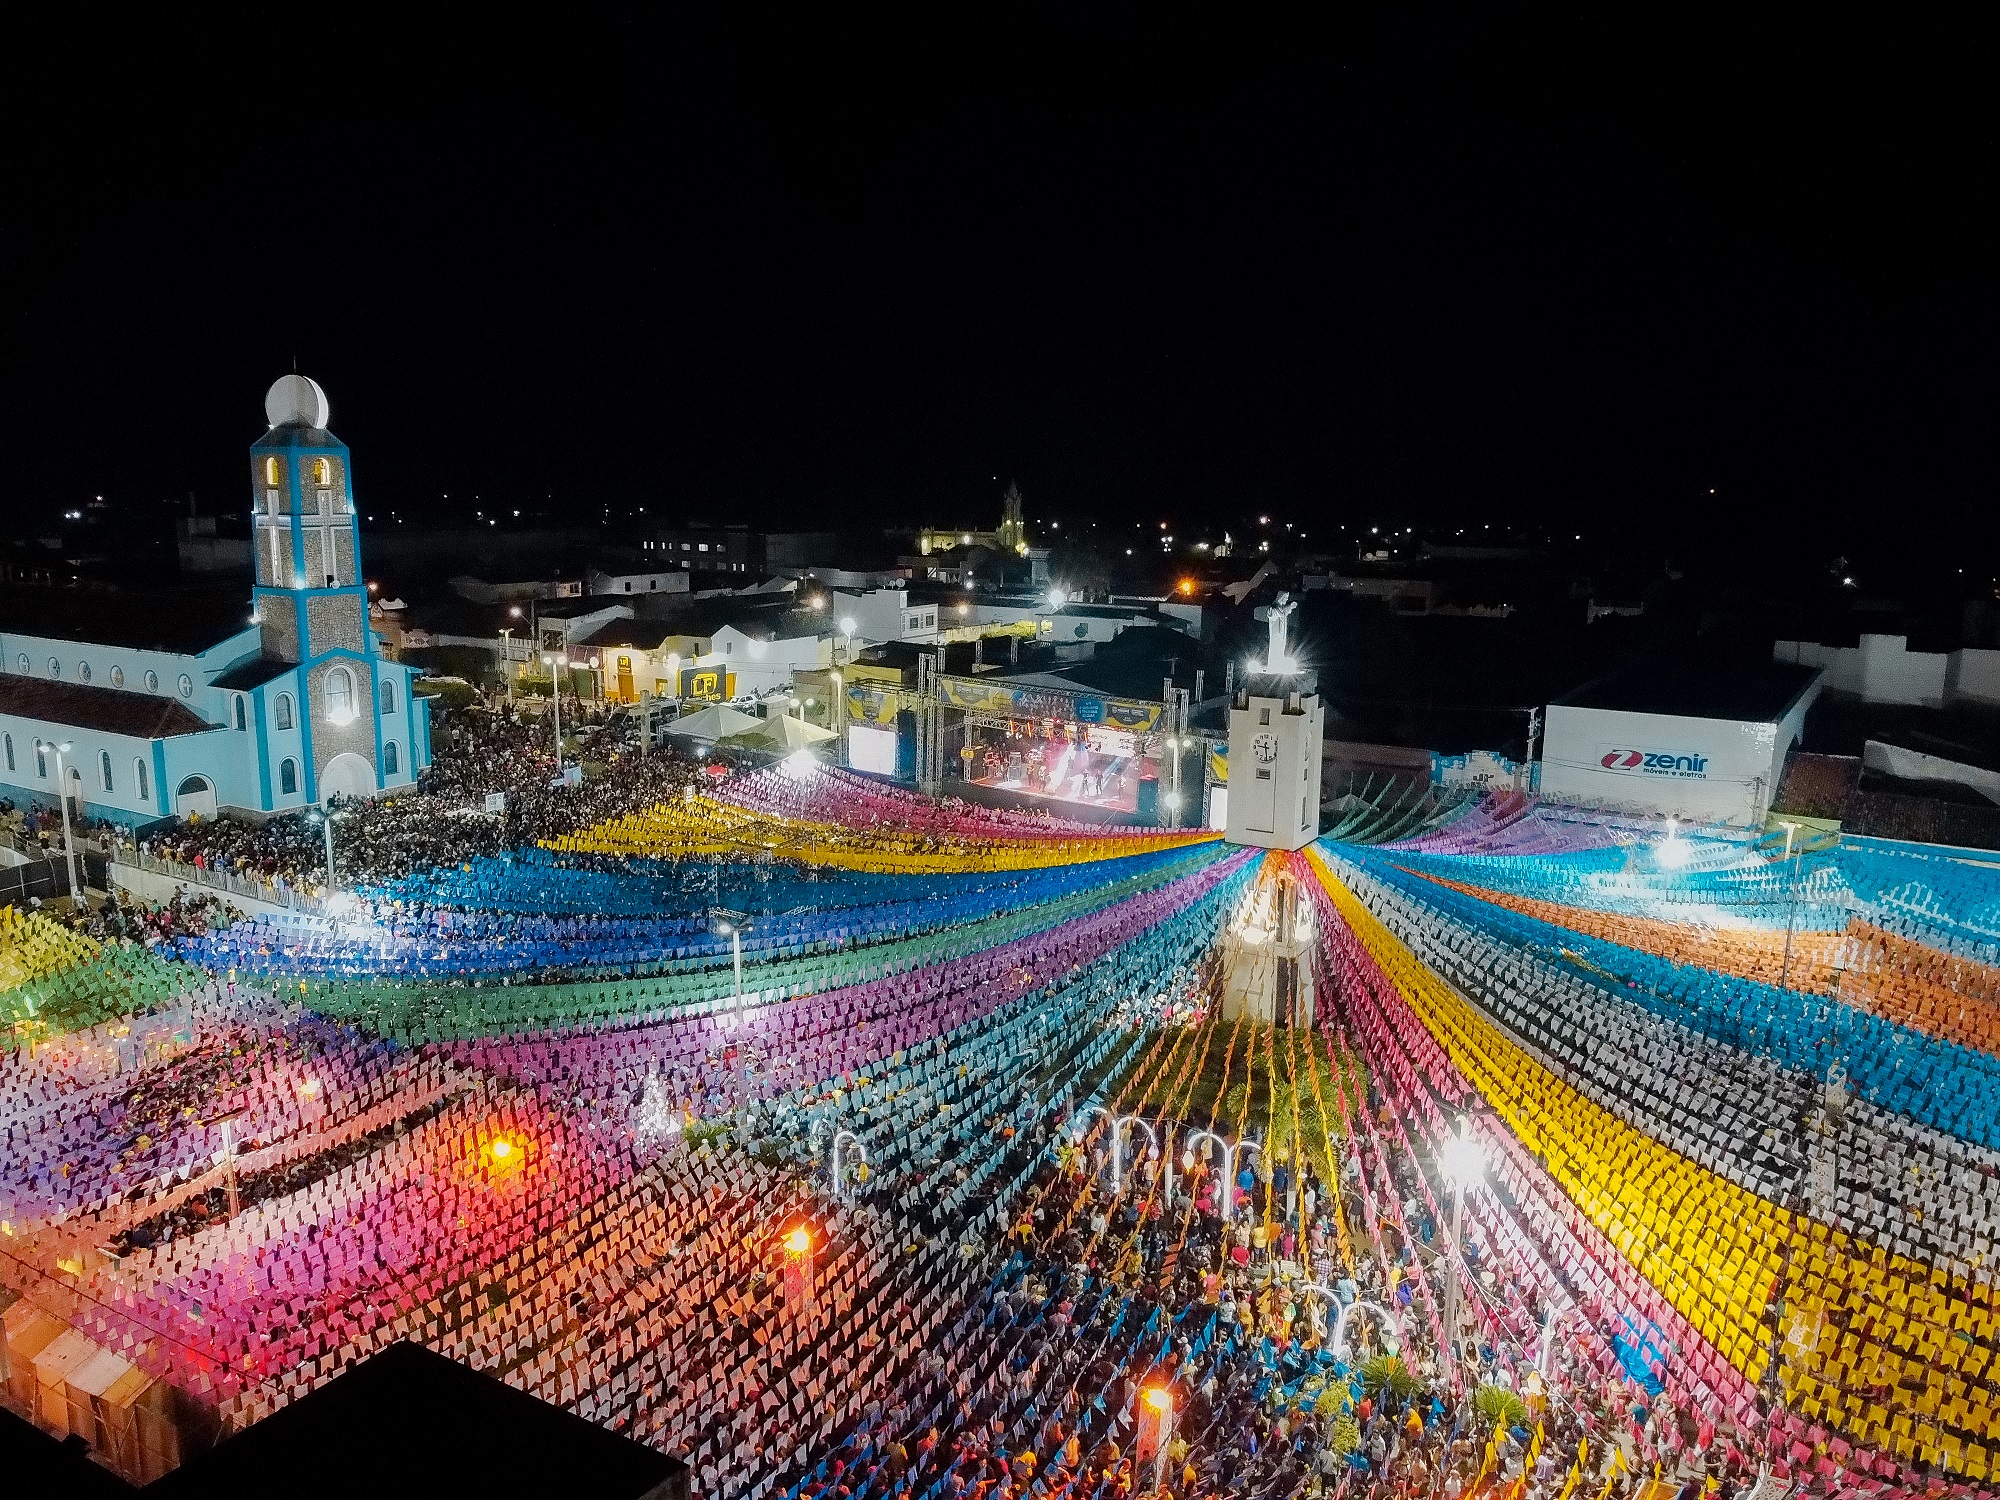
[0, 376, 430, 825]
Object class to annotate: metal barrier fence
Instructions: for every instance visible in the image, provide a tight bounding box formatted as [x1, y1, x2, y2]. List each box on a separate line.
[112, 848, 324, 917]
[1, 827, 321, 916]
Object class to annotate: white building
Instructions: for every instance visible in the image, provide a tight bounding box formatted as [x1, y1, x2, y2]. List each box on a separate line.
[1773, 633, 2000, 709]
[831, 589, 940, 646]
[1537, 659, 1822, 826]
[703, 620, 833, 699]
[587, 569, 691, 599]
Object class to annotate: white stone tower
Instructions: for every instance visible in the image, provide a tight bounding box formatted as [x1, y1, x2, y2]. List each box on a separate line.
[1225, 593, 1324, 850]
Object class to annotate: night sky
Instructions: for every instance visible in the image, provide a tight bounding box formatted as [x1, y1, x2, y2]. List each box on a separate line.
[3, 9, 1992, 561]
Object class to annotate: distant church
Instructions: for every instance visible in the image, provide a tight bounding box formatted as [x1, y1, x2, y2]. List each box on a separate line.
[0, 376, 430, 823]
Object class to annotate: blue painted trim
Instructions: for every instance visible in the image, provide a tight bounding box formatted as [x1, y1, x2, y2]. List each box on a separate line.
[252, 684, 272, 810]
[298, 666, 319, 803]
[151, 740, 169, 818]
[370, 661, 385, 790]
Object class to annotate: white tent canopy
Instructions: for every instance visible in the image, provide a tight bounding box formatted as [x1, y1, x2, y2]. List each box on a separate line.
[749, 714, 836, 749]
[664, 704, 762, 742]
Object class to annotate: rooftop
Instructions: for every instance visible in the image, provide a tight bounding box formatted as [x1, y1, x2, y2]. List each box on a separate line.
[1555, 657, 1822, 723]
[0, 584, 256, 655]
[0, 674, 220, 740]
[208, 655, 298, 691]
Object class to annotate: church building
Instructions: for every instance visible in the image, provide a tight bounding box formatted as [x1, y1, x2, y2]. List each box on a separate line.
[0, 376, 430, 824]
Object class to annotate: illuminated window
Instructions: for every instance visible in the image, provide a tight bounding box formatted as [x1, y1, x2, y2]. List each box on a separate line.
[275, 692, 294, 730]
[311, 457, 332, 486]
[280, 758, 298, 795]
[326, 666, 355, 721]
[264, 456, 281, 486]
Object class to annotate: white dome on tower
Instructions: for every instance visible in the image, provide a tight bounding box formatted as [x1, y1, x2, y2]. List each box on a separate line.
[265, 374, 331, 429]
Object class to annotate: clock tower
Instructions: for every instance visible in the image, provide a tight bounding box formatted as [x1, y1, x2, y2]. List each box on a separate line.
[1225, 593, 1324, 850]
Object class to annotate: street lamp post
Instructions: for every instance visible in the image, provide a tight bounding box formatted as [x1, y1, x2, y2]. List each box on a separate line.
[1071, 1108, 1159, 1195]
[37, 740, 81, 905]
[543, 652, 564, 772]
[709, 906, 752, 1095]
[1144, 1387, 1174, 1495]
[321, 809, 336, 891]
[829, 669, 844, 767]
[499, 626, 515, 707]
[1182, 1130, 1261, 1223]
[1439, 1115, 1486, 1385]
[1778, 819, 1802, 991]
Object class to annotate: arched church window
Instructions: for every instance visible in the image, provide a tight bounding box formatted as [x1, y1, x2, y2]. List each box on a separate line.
[275, 692, 294, 730]
[280, 758, 298, 795]
[384, 740, 399, 775]
[2, 734, 11, 773]
[233, 696, 247, 730]
[135, 758, 149, 802]
[326, 666, 356, 723]
[311, 457, 332, 486]
[264, 456, 282, 486]
[99, 750, 113, 792]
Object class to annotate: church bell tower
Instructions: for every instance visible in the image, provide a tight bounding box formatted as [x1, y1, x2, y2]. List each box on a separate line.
[249, 375, 384, 801]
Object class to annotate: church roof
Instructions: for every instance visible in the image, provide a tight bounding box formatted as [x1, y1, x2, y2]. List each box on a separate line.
[0, 585, 255, 654]
[209, 654, 298, 691]
[0, 675, 220, 740]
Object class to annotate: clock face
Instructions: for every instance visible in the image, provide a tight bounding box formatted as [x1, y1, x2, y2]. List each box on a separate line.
[1253, 733, 1279, 765]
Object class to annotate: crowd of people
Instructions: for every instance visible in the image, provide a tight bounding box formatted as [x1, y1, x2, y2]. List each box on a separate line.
[126, 698, 712, 894]
[4, 727, 1982, 1495]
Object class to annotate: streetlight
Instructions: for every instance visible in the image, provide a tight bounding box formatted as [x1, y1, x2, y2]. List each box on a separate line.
[310, 806, 349, 894]
[36, 740, 80, 905]
[1181, 1130, 1261, 1223]
[1778, 819, 1802, 991]
[1071, 1108, 1160, 1196]
[500, 605, 522, 707]
[782, 1224, 816, 1316]
[542, 652, 564, 773]
[1143, 1387, 1174, 1494]
[1439, 1115, 1486, 1383]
